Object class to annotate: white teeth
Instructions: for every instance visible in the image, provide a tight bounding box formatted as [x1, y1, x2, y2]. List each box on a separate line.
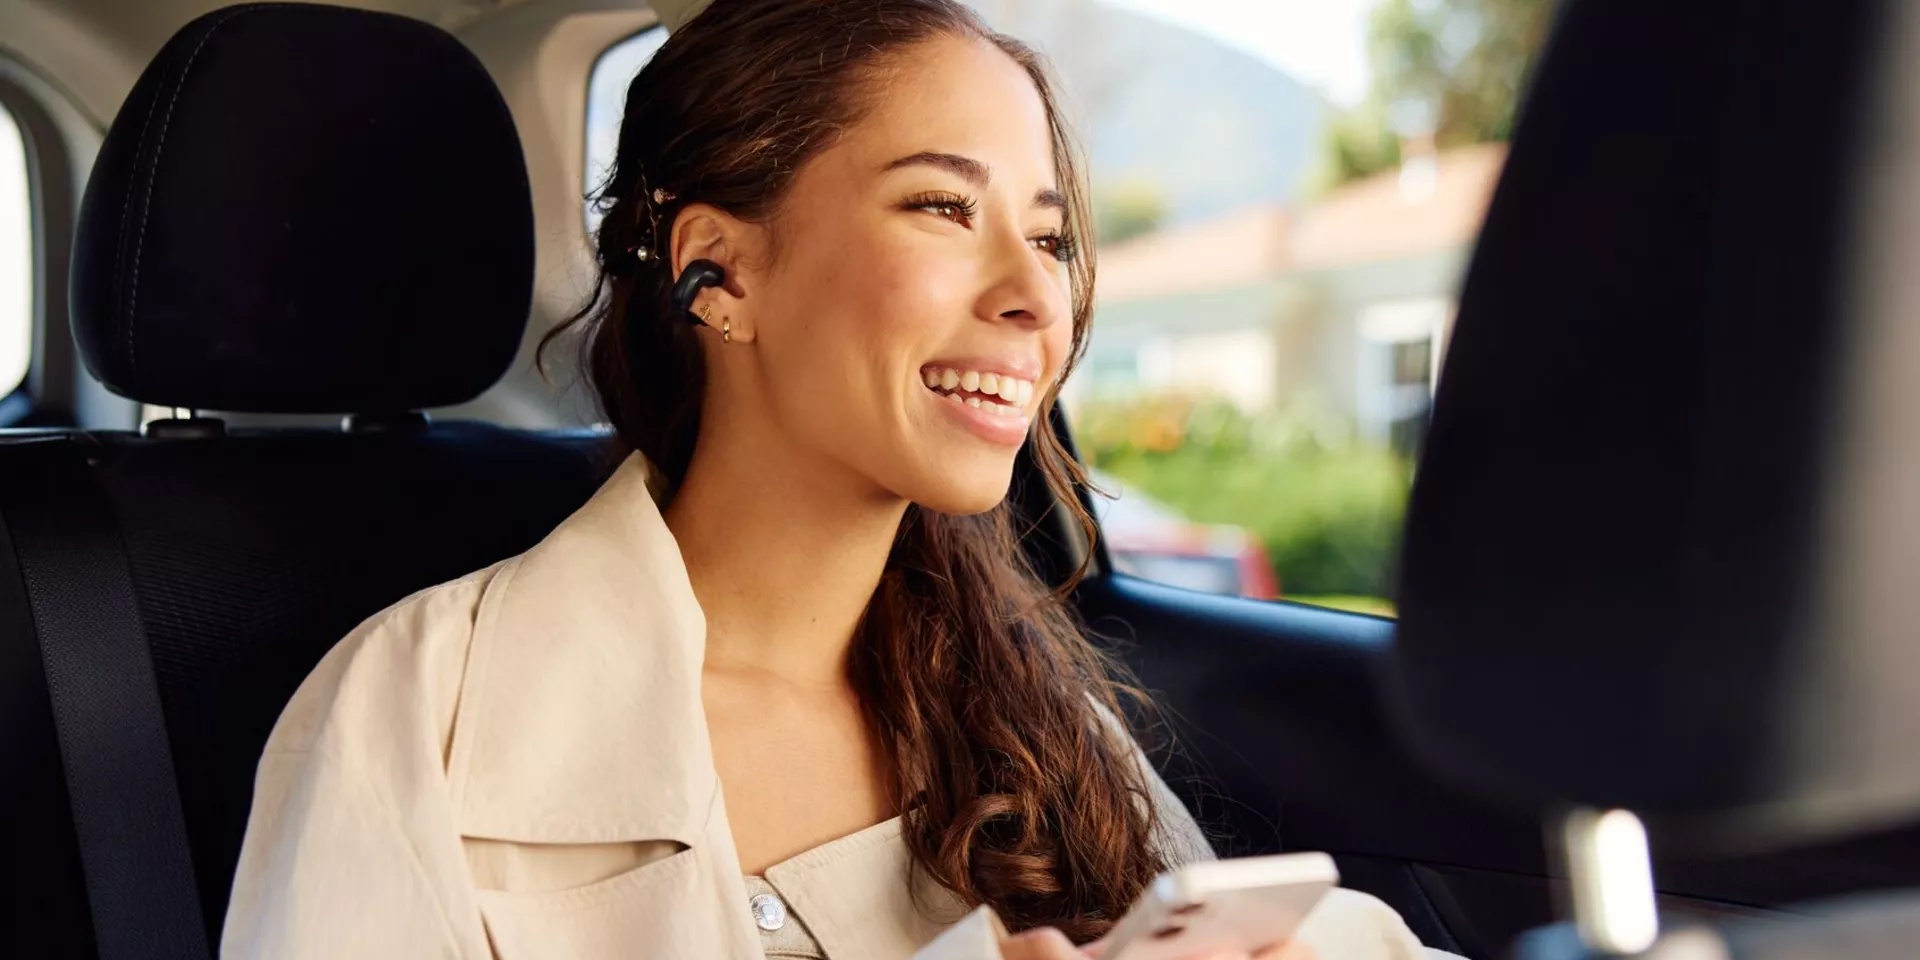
[922, 366, 1038, 410]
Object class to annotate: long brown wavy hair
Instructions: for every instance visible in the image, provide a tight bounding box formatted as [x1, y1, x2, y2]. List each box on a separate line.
[543, 0, 1168, 940]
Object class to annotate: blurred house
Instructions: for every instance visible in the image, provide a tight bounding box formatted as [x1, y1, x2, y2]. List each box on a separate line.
[1076, 143, 1507, 456]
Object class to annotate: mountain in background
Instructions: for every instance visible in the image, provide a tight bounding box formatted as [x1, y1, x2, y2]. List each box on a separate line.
[969, 0, 1326, 228]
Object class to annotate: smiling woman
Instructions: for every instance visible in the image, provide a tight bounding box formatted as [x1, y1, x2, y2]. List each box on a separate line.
[223, 2, 1450, 959]
[539, 3, 1150, 936]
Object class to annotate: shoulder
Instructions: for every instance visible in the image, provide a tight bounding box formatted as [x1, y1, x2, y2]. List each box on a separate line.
[228, 564, 512, 957]
[262, 559, 513, 765]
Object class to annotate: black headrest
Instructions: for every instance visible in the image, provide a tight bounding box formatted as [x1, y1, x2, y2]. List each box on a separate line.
[71, 3, 533, 414]
[1393, 0, 1912, 851]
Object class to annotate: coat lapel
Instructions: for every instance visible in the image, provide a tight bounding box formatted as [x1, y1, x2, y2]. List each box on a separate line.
[446, 452, 718, 847]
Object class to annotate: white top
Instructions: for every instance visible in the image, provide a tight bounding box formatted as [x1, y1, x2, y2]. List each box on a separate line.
[221, 453, 1458, 960]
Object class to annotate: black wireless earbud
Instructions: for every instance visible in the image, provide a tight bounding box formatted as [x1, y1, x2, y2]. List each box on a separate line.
[670, 259, 727, 326]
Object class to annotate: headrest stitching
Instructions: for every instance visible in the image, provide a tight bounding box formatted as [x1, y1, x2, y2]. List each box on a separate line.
[112, 48, 172, 380]
[128, 4, 270, 379]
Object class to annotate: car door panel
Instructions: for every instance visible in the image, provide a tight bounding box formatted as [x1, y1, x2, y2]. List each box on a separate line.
[1076, 574, 1550, 957]
[1073, 571, 1920, 959]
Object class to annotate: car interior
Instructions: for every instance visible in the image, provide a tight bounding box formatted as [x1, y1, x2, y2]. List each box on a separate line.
[5, 0, 1920, 958]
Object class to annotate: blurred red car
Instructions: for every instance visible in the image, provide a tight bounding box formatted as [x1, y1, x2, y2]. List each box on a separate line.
[1086, 470, 1279, 600]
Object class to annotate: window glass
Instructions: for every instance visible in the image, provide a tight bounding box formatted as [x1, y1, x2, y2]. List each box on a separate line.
[969, 0, 1548, 615]
[584, 27, 669, 231]
[0, 102, 30, 395]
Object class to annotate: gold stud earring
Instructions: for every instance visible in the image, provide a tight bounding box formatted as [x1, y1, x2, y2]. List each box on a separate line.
[722, 318, 732, 344]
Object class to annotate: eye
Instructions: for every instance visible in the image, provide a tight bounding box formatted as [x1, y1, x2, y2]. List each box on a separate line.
[1032, 231, 1078, 263]
[904, 192, 977, 227]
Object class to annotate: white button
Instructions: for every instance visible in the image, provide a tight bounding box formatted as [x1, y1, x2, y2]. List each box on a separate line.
[749, 892, 787, 932]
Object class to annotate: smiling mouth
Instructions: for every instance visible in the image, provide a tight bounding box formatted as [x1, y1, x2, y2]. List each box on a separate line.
[920, 365, 1035, 418]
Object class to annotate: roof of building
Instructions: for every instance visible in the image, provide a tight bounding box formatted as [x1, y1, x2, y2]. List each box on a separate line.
[1097, 142, 1508, 304]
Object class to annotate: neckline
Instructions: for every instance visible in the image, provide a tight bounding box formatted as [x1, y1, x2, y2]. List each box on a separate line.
[746, 815, 905, 880]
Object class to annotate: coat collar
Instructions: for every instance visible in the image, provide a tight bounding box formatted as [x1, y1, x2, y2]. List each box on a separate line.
[446, 452, 719, 845]
[649, 0, 712, 30]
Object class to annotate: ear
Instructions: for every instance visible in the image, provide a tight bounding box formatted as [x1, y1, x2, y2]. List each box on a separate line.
[670, 202, 763, 344]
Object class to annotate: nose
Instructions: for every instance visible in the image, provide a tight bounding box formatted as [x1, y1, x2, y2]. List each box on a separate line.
[975, 229, 1069, 331]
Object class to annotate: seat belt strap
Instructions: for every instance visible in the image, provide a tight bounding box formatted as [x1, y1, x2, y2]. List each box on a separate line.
[0, 440, 212, 960]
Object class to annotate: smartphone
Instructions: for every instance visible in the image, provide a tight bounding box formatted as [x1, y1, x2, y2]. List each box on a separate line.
[1100, 852, 1339, 960]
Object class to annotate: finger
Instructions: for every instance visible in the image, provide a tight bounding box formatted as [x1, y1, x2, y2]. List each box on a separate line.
[1256, 940, 1318, 960]
[1183, 940, 1320, 960]
[1000, 927, 1084, 960]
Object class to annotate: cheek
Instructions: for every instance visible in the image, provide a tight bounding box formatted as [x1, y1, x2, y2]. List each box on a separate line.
[1046, 319, 1074, 372]
[762, 226, 969, 427]
[1042, 287, 1076, 383]
[825, 231, 974, 354]
[872, 223, 967, 299]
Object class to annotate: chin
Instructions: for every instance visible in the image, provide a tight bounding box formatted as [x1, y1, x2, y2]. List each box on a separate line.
[903, 458, 1017, 516]
[917, 489, 1009, 516]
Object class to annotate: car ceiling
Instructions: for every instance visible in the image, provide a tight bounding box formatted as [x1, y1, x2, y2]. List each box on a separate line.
[4, 0, 671, 127]
[33, 0, 525, 61]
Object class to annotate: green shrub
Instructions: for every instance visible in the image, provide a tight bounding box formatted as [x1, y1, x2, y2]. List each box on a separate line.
[1080, 398, 1412, 598]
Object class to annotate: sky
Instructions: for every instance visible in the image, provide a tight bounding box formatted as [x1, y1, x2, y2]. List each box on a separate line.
[584, 0, 1385, 211]
[1096, 0, 1379, 106]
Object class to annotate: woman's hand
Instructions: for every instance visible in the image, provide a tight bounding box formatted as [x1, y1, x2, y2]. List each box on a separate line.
[999, 928, 1087, 960]
[1002, 927, 1317, 960]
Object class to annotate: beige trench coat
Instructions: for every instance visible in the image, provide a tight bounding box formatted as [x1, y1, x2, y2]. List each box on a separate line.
[221, 453, 1450, 960]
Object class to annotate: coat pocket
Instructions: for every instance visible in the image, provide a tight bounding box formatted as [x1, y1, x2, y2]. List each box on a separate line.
[475, 844, 739, 960]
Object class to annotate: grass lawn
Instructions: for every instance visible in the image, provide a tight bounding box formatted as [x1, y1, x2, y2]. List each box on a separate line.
[1285, 595, 1397, 618]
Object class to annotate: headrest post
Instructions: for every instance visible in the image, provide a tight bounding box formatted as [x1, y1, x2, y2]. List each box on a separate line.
[341, 411, 431, 434]
[139, 411, 226, 440]
[1561, 808, 1659, 956]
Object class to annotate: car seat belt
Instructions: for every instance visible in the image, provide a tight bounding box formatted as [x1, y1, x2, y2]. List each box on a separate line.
[0, 440, 212, 960]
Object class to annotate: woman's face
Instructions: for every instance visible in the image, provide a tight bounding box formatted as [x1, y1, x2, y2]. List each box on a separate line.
[719, 33, 1075, 515]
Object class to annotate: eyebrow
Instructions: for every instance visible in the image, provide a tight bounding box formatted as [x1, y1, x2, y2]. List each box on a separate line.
[883, 151, 1068, 214]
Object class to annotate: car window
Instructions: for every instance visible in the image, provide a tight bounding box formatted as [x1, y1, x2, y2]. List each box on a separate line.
[0, 101, 30, 396]
[968, 0, 1548, 615]
[584, 26, 669, 231]
[577, 4, 1546, 617]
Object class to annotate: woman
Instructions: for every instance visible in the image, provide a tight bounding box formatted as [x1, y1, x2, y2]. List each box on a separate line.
[222, 1, 1452, 958]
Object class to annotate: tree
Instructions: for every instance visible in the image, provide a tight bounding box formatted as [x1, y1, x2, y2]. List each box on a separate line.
[1093, 178, 1168, 246]
[1316, 0, 1554, 188]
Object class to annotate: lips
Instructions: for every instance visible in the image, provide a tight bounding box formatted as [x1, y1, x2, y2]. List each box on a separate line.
[919, 363, 1037, 446]
[920, 365, 1035, 415]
